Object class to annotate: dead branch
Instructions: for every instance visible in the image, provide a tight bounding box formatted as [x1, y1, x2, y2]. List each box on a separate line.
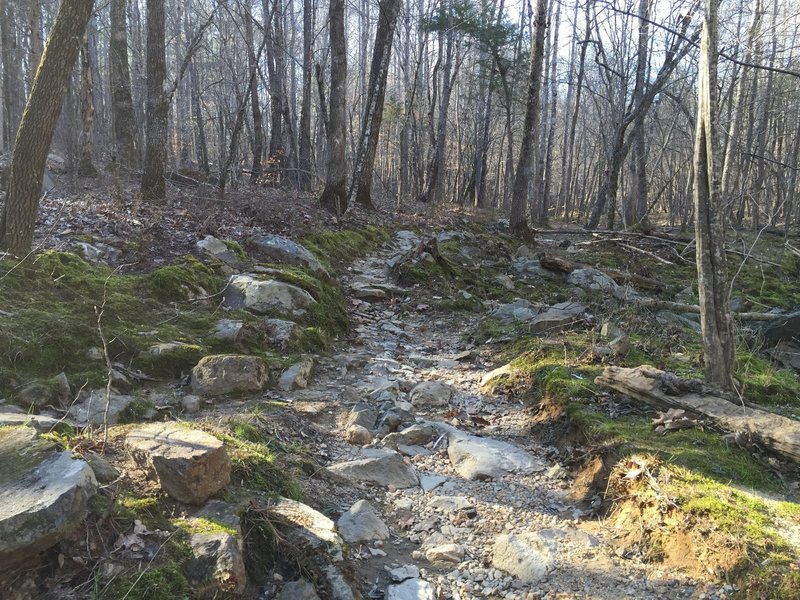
[633, 298, 784, 321]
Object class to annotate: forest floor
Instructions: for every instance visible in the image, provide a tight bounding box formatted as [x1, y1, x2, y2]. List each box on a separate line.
[2, 177, 800, 600]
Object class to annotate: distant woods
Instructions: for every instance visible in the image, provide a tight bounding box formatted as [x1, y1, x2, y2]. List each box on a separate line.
[0, 0, 799, 231]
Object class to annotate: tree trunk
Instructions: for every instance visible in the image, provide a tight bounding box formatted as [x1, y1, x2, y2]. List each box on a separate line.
[297, 0, 313, 190]
[140, 0, 168, 202]
[110, 0, 139, 170]
[694, 0, 735, 392]
[1, 0, 23, 152]
[349, 0, 402, 209]
[319, 0, 347, 214]
[0, 0, 95, 255]
[246, 11, 264, 184]
[509, 0, 547, 236]
[77, 33, 97, 177]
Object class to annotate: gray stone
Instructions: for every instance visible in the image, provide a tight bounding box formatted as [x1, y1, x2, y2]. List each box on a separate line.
[84, 452, 120, 484]
[491, 298, 540, 323]
[186, 532, 247, 596]
[125, 424, 231, 504]
[346, 404, 378, 430]
[182, 395, 201, 414]
[224, 274, 315, 315]
[278, 357, 314, 391]
[600, 321, 624, 340]
[14, 373, 70, 409]
[382, 424, 437, 449]
[270, 496, 343, 551]
[479, 363, 514, 388]
[761, 310, 800, 344]
[68, 390, 135, 426]
[327, 449, 419, 488]
[447, 433, 545, 480]
[566, 268, 619, 293]
[191, 354, 270, 396]
[0, 427, 97, 565]
[427, 495, 473, 513]
[345, 424, 373, 445]
[656, 310, 702, 333]
[211, 319, 245, 342]
[527, 301, 588, 334]
[193, 500, 242, 533]
[492, 531, 556, 583]
[410, 381, 454, 408]
[495, 274, 516, 290]
[387, 564, 421, 582]
[196, 235, 242, 266]
[385, 579, 436, 600]
[260, 318, 300, 349]
[419, 474, 447, 492]
[376, 406, 416, 433]
[247, 234, 327, 275]
[277, 580, 321, 600]
[511, 259, 564, 281]
[0, 412, 64, 433]
[336, 500, 390, 543]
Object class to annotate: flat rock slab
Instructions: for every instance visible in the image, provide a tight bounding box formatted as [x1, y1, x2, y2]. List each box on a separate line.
[327, 449, 419, 488]
[270, 496, 343, 550]
[492, 531, 556, 583]
[125, 424, 231, 505]
[447, 433, 545, 480]
[0, 427, 97, 565]
[68, 390, 135, 426]
[277, 579, 321, 600]
[224, 274, 315, 315]
[410, 381, 454, 407]
[246, 234, 327, 275]
[0, 412, 66, 433]
[191, 354, 270, 396]
[196, 235, 242, 266]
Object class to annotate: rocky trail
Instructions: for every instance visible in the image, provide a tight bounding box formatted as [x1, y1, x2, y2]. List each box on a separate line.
[256, 230, 726, 600]
[3, 225, 797, 600]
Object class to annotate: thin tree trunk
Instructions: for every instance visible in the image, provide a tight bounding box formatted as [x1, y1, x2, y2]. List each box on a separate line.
[246, 11, 264, 184]
[0, 0, 95, 255]
[694, 0, 735, 391]
[297, 0, 313, 190]
[349, 0, 402, 209]
[509, 0, 547, 235]
[77, 33, 97, 177]
[319, 0, 347, 214]
[110, 0, 139, 170]
[140, 0, 168, 202]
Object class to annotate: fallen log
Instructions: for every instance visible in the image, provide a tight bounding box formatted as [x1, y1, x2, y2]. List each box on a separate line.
[632, 298, 785, 321]
[595, 365, 800, 463]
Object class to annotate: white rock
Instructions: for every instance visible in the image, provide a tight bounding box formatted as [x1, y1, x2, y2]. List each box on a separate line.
[447, 433, 545, 480]
[410, 381, 454, 407]
[224, 274, 315, 314]
[385, 579, 436, 600]
[327, 449, 419, 488]
[278, 357, 314, 391]
[492, 531, 556, 583]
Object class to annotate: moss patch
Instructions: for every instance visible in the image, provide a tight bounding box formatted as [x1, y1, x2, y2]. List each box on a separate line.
[302, 226, 389, 272]
[145, 256, 223, 302]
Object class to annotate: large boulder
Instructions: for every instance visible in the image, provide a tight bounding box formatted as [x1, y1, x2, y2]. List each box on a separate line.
[125, 424, 231, 504]
[492, 531, 556, 583]
[447, 433, 545, 480]
[191, 354, 270, 396]
[246, 234, 327, 276]
[224, 274, 315, 315]
[327, 449, 419, 488]
[0, 427, 97, 565]
[68, 390, 136, 426]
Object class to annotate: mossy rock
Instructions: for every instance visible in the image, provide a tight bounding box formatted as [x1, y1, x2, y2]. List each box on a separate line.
[137, 342, 207, 378]
[146, 256, 223, 302]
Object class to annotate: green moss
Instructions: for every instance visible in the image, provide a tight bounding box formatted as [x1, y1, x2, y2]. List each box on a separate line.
[302, 226, 390, 272]
[119, 398, 156, 423]
[268, 266, 349, 338]
[105, 562, 190, 600]
[146, 256, 223, 302]
[136, 343, 206, 378]
[295, 327, 329, 352]
[175, 516, 238, 537]
[223, 239, 246, 260]
[222, 430, 304, 501]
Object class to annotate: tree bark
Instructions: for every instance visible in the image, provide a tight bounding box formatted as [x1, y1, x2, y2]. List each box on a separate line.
[509, 0, 547, 236]
[297, 0, 313, 190]
[0, 0, 95, 255]
[349, 0, 402, 209]
[1, 0, 23, 152]
[110, 0, 139, 170]
[77, 34, 97, 177]
[694, 0, 735, 392]
[140, 0, 168, 202]
[319, 0, 347, 214]
[246, 11, 264, 184]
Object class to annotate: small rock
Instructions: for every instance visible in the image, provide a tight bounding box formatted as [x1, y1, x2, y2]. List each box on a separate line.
[566, 268, 619, 293]
[191, 354, 270, 396]
[84, 452, 120, 483]
[68, 390, 136, 426]
[186, 532, 247, 595]
[0, 412, 66, 433]
[246, 234, 327, 276]
[382, 424, 437, 449]
[425, 543, 465, 564]
[125, 424, 231, 504]
[182, 395, 201, 414]
[419, 474, 447, 492]
[346, 404, 378, 430]
[278, 357, 314, 391]
[447, 433, 544, 480]
[211, 319, 245, 343]
[386, 578, 437, 600]
[410, 381, 454, 408]
[387, 564, 421, 582]
[492, 531, 556, 583]
[336, 500, 390, 543]
[345, 424, 373, 445]
[196, 235, 242, 266]
[277, 579, 321, 600]
[260, 318, 300, 349]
